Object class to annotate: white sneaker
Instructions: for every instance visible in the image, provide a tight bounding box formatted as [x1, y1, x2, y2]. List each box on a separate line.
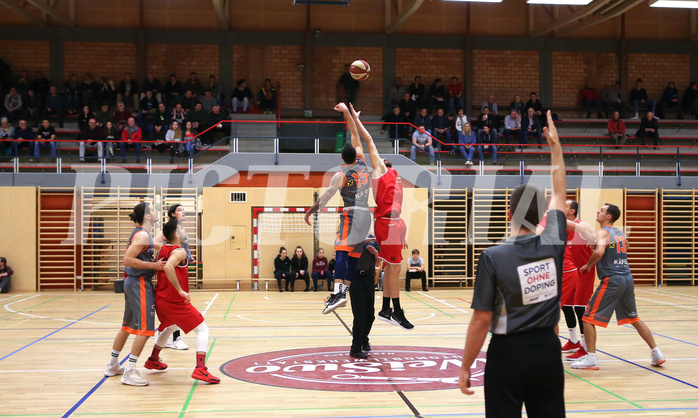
[631, 113, 640, 120]
[571, 353, 599, 370]
[651, 348, 666, 366]
[104, 362, 124, 377]
[465, 160, 472, 166]
[172, 336, 189, 350]
[121, 368, 149, 386]
[163, 339, 175, 349]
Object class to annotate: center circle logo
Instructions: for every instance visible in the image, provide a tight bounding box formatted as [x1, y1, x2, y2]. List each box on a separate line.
[219, 346, 487, 392]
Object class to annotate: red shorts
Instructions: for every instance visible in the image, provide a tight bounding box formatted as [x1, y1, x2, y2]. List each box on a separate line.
[574, 267, 596, 306]
[561, 268, 579, 307]
[374, 217, 406, 265]
[155, 297, 204, 334]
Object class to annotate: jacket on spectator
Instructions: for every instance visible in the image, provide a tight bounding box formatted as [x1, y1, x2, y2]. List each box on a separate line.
[638, 116, 659, 135]
[143, 78, 162, 94]
[274, 255, 291, 273]
[629, 88, 648, 103]
[81, 125, 104, 142]
[312, 256, 329, 274]
[381, 111, 408, 139]
[431, 113, 450, 131]
[388, 84, 407, 103]
[45, 94, 65, 113]
[140, 96, 159, 112]
[13, 126, 35, 140]
[577, 87, 599, 105]
[522, 114, 541, 132]
[118, 79, 139, 96]
[479, 130, 496, 145]
[476, 113, 495, 131]
[114, 109, 132, 129]
[164, 80, 183, 97]
[601, 86, 627, 103]
[661, 87, 680, 103]
[525, 99, 544, 114]
[510, 100, 525, 115]
[291, 255, 309, 274]
[121, 124, 142, 142]
[608, 118, 626, 135]
[205, 108, 229, 128]
[413, 113, 432, 132]
[398, 97, 417, 118]
[682, 86, 698, 110]
[183, 80, 204, 96]
[455, 115, 470, 133]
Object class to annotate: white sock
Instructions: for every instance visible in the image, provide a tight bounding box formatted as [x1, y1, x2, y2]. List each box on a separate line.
[651, 347, 661, 354]
[126, 354, 138, 370]
[333, 282, 341, 294]
[109, 349, 120, 366]
[569, 329, 579, 344]
[341, 283, 350, 294]
[581, 335, 587, 351]
[587, 352, 597, 359]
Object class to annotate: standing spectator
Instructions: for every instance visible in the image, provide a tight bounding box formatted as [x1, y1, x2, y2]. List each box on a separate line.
[80, 73, 98, 107]
[77, 105, 94, 132]
[31, 70, 49, 98]
[398, 92, 416, 122]
[163, 74, 183, 107]
[199, 89, 217, 113]
[178, 90, 196, 113]
[231, 79, 253, 114]
[202, 105, 229, 145]
[183, 120, 198, 156]
[103, 120, 117, 159]
[117, 73, 140, 111]
[97, 77, 114, 106]
[311, 248, 332, 292]
[138, 90, 159, 126]
[428, 78, 446, 113]
[608, 110, 627, 149]
[187, 102, 207, 131]
[601, 81, 627, 119]
[113, 102, 132, 135]
[0, 117, 15, 156]
[503, 109, 522, 151]
[478, 126, 497, 164]
[413, 108, 432, 135]
[380, 106, 408, 140]
[658, 81, 683, 119]
[119, 117, 142, 163]
[95, 104, 113, 128]
[158, 120, 183, 163]
[183, 72, 203, 97]
[291, 246, 310, 292]
[629, 78, 656, 119]
[410, 125, 435, 165]
[482, 95, 499, 117]
[510, 94, 524, 115]
[405, 249, 427, 292]
[522, 107, 543, 148]
[45, 86, 66, 128]
[577, 79, 603, 119]
[386, 77, 406, 112]
[12, 119, 35, 157]
[273, 247, 292, 292]
[79, 118, 103, 163]
[682, 82, 698, 118]
[458, 121, 476, 166]
[338, 64, 359, 105]
[525, 92, 544, 120]
[3, 87, 23, 123]
[448, 77, 464, 116]
[476, 106, 496, 137]
[24, 89, 43, 127]
[34, 119, 56, 159]
[257, 79, 276, 114]
[64, 73, 80, 113]
[637, 111, 659, 149]
[408, 76, 425, 108]
[206, 75, 222, 104]
[142, 74, 162, 103]
[0, 257, 13, 293]
[431, 108, 452, 152]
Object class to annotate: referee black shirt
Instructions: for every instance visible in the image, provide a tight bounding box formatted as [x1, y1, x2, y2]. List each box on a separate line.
[472, 209, 566, 335]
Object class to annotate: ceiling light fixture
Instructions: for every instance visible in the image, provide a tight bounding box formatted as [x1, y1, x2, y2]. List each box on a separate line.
[650, 0, 698, 8]
[527, 0, 592, 5]
[442, 0, 503, 3]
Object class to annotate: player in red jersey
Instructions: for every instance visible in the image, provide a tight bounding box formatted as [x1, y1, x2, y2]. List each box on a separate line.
[348, 104, 413, 330]
[144, 219, 220, 384]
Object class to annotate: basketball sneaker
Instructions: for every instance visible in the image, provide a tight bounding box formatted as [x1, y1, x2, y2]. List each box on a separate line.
[121, 368, 149, 386]
[172, 336, 189, 350]
[651, 348, 666, 367]
[378, 308, 397, 325]
[322, 292, 347, 314]
[391, 308, 415, 330]
[566, 347, 587, 361]
[144, 357, 168, 370]
[571, 353, 599, 370]
[104, 363, 124, 377]
[561, 340, 581, 353]
[192, 366, 221, 384]
[324, 293, 334, 306]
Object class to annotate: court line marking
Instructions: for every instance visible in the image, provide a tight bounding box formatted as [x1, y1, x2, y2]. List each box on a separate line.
[563, 369, 643, 408]
[61, 356, 129, 418]
[0, 294, 23, 303]
[404, 293, 454, 318]
[263, 295, 323, 303]
[201, 292, 219, 316]
[234, 312, 435, 325]
[0, 296, 63, 320]
[637, 289, 698, 301]
[0, 304, 109, 362]
[417, 291, 468, 314]
[635, 296, 698, 311]
[178, 338, 217, 418]
[222, 295, 236, 321]
[3, 294, 40, 309]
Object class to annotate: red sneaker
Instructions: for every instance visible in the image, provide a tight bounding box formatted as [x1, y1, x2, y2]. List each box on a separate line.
[566, 347, 588, 361]
[561, 340, 581, 353]
[144, 357, 168, 370]
[192, 366, 220, 384]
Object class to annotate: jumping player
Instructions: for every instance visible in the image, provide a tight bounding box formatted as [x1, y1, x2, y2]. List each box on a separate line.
[348, 103, 413, 330]
[305, 102, 371, 314]
[104, 202, 165, 386]
[571, 203, 665, 370]
[145, 219, 220, 383]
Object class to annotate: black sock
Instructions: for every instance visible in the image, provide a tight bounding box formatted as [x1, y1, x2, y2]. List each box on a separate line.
[173, 329, 181, 341]
[382, 297, 390, 312]
[574, 306, 586, 335]
[392, 297, 401, 312]
[562, 305, 576, 329]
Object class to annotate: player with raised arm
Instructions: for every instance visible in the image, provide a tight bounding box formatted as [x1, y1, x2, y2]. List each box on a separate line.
[571, 203, 665, 370]
[349, 103, 413, 330]
[305, 102, 371, 314]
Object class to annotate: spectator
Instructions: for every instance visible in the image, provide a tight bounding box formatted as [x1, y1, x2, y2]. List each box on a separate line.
[113, 102, 132, 134]
[608, 110, 627, 149]
[522, 107, 543, 148]
[206, 75, 222, 104]
[428, 78, 446, 113]
[64, 73, 80, 113]
[103, 120, 117, 160]
[98, 77, 115, 106]
[510, 94, 524, 115]
[3, 87, 22, 123]
[187, 102, 207, 130]
[0, 117, 15, 156]
[163, 74, 183, 107]
[15, 71, 29, 103]
[311, 248, 332, 292]
[458, 121, 477, 167]
[525, 92, 544, 119]
[171, 103, 186, 125]
[503, 108, 522, 151]
[34, 119, 56, 159]
[45, 86, 66, 128]
[431, 108, 452, 152]
[231, 79, 253, 114]
[142, 74, 162, 103]
[629, 78, 656, 119]
[478, 125, 497, 164]
[413, 108, 432, 135]
[77, 105, 94, 132]
[328, 252, 336, 289]
[199, 89, 217, 112]
[682, 82, 698, 118]
[0, 257, 13, 293]
[482, 95, 499, 117]
[448, 77, 464, 116]
[179, 90, 196, 113]
[79, 117, 103, 163]
[381, 106, 408, 140]
[273, 247, 292, 292]
[455, 108, 471, 141]
[119, 116, 142, 163]
[476, 106, 496, 137]
[410, 125, 435, 165]
[257, 79, 276, 114]
[183, 120, 199, 156]
[157, 120, 183, 163]
[658, 81, 683, 119]
[31, 70, 49, 98]
[386, 77, 406, 112]
[601, 81, 627, 119]
[398, 92, 416, 122]
[338, 64, 359, 105]
[138, 90, 159, 126]
[151, 102, 170, 141]
[291, 246, 310, 292]
[637, 111, 659, 149]
[117, 72, 140, 111]
[408, 75, 425, 108]
[577, 79, 603, 119]
[202, 104, 229, 145]
[80, 73, 98, 107]
[24, 89, 43, 127]
[183, 72, 203, 97]
[405, 249, 427, 292]
[12, 119, 34, 157]
[95, 104, 113, 128]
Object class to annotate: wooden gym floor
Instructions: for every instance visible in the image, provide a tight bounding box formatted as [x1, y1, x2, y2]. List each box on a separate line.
[1, 286, 697, 417]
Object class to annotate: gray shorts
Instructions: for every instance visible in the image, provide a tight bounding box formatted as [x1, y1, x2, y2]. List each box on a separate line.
[583, 273, 639, 328]
[121, 275, 155, 336]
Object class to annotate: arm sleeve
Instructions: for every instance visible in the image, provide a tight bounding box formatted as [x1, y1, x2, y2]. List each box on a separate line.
[5, 266, 13, 277]
[471, 252, 496, 312]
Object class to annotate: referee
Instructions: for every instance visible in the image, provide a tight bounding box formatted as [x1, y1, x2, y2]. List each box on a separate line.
[459, 110, 567, 417]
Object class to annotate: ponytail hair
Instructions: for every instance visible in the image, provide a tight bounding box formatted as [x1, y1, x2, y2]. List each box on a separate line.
[129, 202, 150, 225]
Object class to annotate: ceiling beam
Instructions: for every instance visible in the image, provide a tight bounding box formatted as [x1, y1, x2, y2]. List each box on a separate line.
[212, 0, 229, 30]
[0, 0, 46, 26]
[385, 0, 424, 34]
[530, 0, 614, 37]
[23, 0, 72, 26]
[555, 0, 643, 38]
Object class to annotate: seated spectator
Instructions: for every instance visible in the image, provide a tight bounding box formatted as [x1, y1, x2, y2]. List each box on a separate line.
[103, 120, 117, 160]
[405, 249, 427, 292]
[431, 108, 452, 152]
[149, 102, 169, 139]
[77, 105, 94, 132]
[113, 102, 132, 135]
[158, 120, 183, 163]
[206, 75, 222, 104]
[476, 106, 497, 137]
[117, 72, 140, 111]
[291, 246, 310, 292]
[311, 248, 332, 292]
[0, 257, 13, 293]
[522, 107, 543, 148]
[80, 73, 99, 107]
[525, 92, 544, 120]
[410, 125, 435, 165]
[457, 121, 477, 167]
[482, 95, 499, 117]
[338, 64, 359, 105]
[510, 94, 524, 115]
[398, 92, 417, 122]
[658, 81, 683, 119]
[171, 103, 187, 125]
[98, 77, 115, 106]
[178, 90, 197, 113]
[64, 73, 80, 113]
[187, 102, 207, 131]
[428, 78, 446, 112]
[142, 74, 162, 103]
[163, 74, 183, 107]
[119, 116, 142, 163]
[601, 81, 627, 119]
[448, 77, 464, 116]
[183, 120, 199, 156]
[34, 119, 56, 159]
[413, 108, 432, 135]
[139, 90, 159, 124]
[503, 109, 522, 151]
[478, 126, 497, 164]
[12, 119, 34, 157]
[199, 89, 218, 113]
[183, 72, 204, 97]
[231, 79, 253, 113]
[386, 77, 406, 112]
[380, 105, 408, 140]
[682, 82, 698, 118]
[32, 71, 49, 98]
[578, 79, 603, 119]
[409, 75, 426, 108]
[15, 71, 29, 103]
[0, 117, 15, 156]
[202, 105, 229, 145]
[273, 246, 292, 292]
[24, 89, 43, 127]
[79, 118, 104, 163]
[608, 110, 627, 149]
[95, 104, 113, 128]
[637, 111, 659, 148]
[45, 86, 66, 128]
[257, 79, 276, 114]
[3, 87, 23, 123]
[629, 78, 656, 119]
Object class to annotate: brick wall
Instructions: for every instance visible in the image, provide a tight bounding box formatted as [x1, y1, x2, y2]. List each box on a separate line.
[64, 42, 137, 82]
[233, 45, 304, 111]
[627, 53, 690, 102]
[312, 46, 383, 115]
[0, 41, 50, 79]
[396, 48, 465, 101]
[552, 52, 618, 107]
[146, 44, 219, 83]
[472, 50, 539, 111]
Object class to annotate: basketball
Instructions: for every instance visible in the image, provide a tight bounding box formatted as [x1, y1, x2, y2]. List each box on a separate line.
[350, 60, 371, 81]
